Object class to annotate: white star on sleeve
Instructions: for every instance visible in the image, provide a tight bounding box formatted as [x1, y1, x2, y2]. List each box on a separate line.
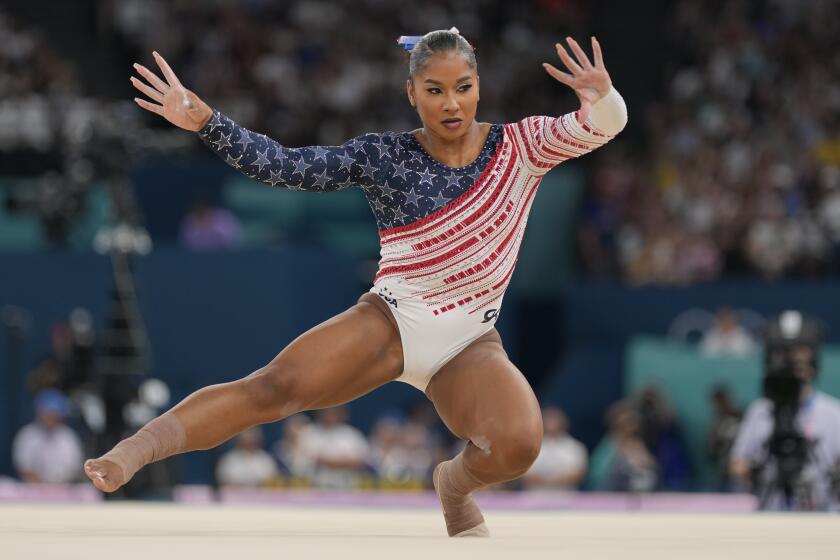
[311, 146, 329, 162]
[236, 131, 254, 151]
[252, 149, 271, 173]
[337, 153, 355, 172]
[213, 132, 232, 150]
[312, 170, 330, 190]
[267, 169, 284, 186]
[225, 153, 243, 168]
[206, 113, 223, 134]
[292, 158, 312, 178]
[359, 161, 377, 180]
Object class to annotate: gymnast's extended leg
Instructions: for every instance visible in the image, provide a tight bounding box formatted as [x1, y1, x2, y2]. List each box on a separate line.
[425, 329, 543, 537]
[84, 293, 402, 492]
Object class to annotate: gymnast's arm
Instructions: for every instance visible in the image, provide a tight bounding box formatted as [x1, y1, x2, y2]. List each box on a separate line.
[128, 51, 379, 191]
[197, 111, 375, 192]
[512, 36, 627, 170]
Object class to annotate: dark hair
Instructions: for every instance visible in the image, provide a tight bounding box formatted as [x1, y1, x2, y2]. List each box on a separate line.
[408, 28, 477, 78]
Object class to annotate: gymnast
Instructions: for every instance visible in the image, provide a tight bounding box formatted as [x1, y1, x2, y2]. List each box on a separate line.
[85, 27, 626, 537]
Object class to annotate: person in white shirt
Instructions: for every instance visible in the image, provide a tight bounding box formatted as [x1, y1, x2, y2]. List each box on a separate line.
[730, 311, 840, 510]
[13, 389, 83, 484]
[273, 413, 315, 480]
[700, 307, 757, 357]
[297, 406, 369, 489]
[215, 426, 278, 487]
[522, 407, 588, 490]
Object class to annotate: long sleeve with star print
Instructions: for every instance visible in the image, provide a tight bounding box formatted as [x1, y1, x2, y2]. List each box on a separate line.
[197, 111, 390, 192]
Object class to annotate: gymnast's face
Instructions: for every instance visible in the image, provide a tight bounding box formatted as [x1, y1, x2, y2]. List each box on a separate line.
[407, 51, 480, 139]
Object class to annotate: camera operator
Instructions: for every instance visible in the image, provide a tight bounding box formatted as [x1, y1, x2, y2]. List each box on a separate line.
[729, 311, 840, 511]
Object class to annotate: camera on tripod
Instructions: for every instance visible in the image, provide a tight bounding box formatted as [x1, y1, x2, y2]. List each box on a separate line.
[757, 310, 822, 509]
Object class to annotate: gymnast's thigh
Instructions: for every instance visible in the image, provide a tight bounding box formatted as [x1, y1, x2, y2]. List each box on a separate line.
[262, 296, 403, 410]
[425, 329, 541, 442]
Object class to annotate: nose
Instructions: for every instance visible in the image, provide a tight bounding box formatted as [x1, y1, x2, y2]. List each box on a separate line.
[442, 92, 459, 113]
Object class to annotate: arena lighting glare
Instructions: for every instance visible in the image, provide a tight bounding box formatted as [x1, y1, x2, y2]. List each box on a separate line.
[139, 379, 171, 409]
[779, 311, 803, 339]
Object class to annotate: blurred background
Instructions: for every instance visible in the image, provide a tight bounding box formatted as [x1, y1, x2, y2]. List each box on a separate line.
[2, 0, 840, 510]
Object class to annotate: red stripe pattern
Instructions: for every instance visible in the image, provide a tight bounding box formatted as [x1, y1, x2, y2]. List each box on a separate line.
[375, 112, 617, 316]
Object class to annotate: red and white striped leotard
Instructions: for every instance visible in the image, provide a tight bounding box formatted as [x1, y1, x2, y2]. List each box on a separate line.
[371, 87, 627, 389]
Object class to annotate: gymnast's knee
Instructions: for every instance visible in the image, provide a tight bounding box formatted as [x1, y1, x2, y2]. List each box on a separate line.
[241, 362, 302, 422]
[484, 421, 543, 477]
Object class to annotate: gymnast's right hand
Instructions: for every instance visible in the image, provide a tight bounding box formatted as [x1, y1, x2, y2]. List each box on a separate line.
[130, 51, 213, 132]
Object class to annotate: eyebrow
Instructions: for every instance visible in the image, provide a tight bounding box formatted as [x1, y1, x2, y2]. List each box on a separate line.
[423, 76, 473, 85]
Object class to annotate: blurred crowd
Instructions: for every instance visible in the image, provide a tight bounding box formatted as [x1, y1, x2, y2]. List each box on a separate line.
[8, 376, 748, 494]
[0, 0, 588, 251]
[17, 303, 840, 506]
[103, 0, 586, 146]
[578, 0, 840, 284]
[6, 0, 840, 283]
[10, 304, 762, 493]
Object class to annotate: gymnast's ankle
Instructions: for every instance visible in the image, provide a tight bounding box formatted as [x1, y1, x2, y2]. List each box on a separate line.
[84, 411, 186, 493]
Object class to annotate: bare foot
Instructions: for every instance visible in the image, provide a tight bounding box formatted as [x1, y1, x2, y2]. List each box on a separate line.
[432, 461, 490, 537]
[84, 458, 127, 493]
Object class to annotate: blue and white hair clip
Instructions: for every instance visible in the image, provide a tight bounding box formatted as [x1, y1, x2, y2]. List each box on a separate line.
[397, 35, 424, 51]
[397, 27, 461, 51]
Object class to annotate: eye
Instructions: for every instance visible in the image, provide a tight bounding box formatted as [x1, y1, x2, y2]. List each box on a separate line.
[426, 88, 441, 94]
[458, 84, 473, 93]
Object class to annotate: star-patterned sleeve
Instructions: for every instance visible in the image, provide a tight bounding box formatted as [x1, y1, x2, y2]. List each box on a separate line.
[197, 111, 389, 192]
[510, 86, 627, 174]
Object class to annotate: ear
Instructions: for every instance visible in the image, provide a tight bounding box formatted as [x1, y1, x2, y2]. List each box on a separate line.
[406, 79, 416, 108]
[476, 74, 480, 103]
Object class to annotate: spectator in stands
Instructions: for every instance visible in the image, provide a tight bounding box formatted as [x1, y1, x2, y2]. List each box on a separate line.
[369, 415, 405, 482]
[215, 426, 278, 488]
[369, 412, 436, 487]
[700, 307, 757, 357]
[522, 406, 587, 490]
[604, 404, 657, 492]
[12, 389, 83, 483]
[706, 386, 742, 490]
[27, 309, 96, 394]
[273, 413, 314, 482]
[297, 406, 369, 489]
[178, 198, 242, 250]
[633, 387, 692, 490]
[399, 420, 436, 483]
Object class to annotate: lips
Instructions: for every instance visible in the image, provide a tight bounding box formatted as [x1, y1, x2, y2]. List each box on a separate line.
[442, 118, 463, 129]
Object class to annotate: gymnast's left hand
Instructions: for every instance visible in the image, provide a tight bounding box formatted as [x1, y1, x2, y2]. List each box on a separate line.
[130, 51, 213, 132]
[543, 36, 612, 124]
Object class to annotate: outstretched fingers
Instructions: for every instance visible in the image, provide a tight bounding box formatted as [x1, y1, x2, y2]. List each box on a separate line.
[130, 76, 164, 103]
[592, 36, 604, 68]
[135, 97, 164, 116]
[555, 42, 583, 75]
[566, 37, 593, 70]
[153, 51, 181, 88]
[133, 63, 168, 93]
[542, 63, 575, 87]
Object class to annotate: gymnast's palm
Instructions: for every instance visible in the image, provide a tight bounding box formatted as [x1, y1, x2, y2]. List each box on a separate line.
[543, 36, 613, 123]
[130, 51, 213, 132]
